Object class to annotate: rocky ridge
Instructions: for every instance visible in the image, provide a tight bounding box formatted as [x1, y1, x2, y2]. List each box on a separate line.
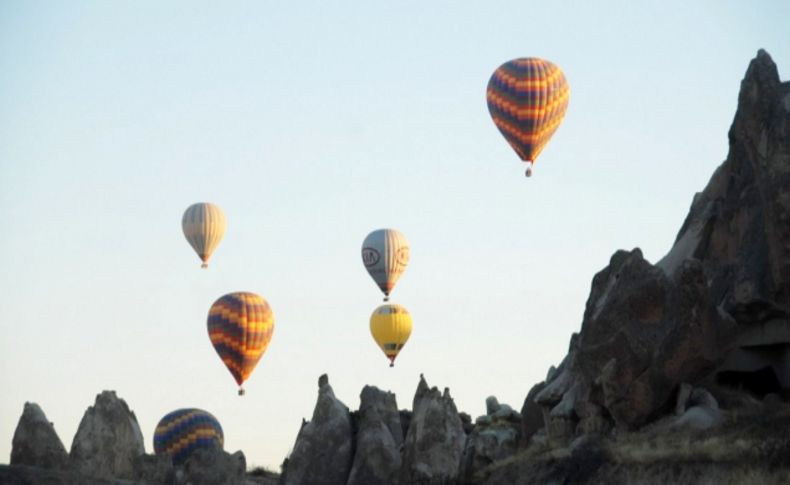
[2, 391, 276, 485]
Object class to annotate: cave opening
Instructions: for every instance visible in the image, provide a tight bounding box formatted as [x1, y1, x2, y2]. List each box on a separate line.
[716, 366, 782, 398]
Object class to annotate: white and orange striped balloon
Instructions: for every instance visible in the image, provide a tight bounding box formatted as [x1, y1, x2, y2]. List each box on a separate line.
[182, 203, 226, 268]
[361, 228, 410, 301]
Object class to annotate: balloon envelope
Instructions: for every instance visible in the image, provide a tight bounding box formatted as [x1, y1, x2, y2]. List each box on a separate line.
[486, 58, 570, 167]
[182, 202, 226, 268]
[207, 292, 274, 393]
[153, 408, 223, 465]
[362, 229, 410, 300]
[370, 303, 412, 366]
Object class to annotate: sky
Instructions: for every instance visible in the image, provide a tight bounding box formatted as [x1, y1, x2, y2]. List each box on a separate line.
[1, 0, 789, 471]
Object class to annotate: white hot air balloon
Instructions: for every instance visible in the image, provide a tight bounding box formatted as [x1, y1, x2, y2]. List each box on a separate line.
[182, 203, 226, 268]
[361, 228, 410, 301]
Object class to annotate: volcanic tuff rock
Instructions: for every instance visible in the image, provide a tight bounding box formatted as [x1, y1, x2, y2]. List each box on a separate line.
[177, 448, 247, 485]
[459, 397, 522, 482]
[281, 374, 354, 485]
[346, 386, 402, 485]
[399, 375, 467, 485]
[10, 402, 68, 470]
[524, 50, 790, 445]
[69, 390, 146, 480]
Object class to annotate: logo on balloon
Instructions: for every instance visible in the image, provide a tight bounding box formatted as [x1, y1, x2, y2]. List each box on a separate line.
[362, 247, 380, 267]
[396, 247, 410, 266]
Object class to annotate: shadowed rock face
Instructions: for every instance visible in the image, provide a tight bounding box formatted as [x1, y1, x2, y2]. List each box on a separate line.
[281, 374, 354, 485]
[347, 386, 402, 485]
[10, 402, 68, 470]
[179, 448, 246, 485]
[528, 49, 790, 440]
[460, 397, 522, 482]
[69, 391, 145, 480]
[400, 375, 466, 485]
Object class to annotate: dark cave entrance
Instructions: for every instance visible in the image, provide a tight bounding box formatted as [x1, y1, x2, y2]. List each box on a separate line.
[716, 366, 783, 398]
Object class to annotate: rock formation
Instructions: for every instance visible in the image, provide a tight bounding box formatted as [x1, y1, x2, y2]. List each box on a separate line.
[399, 375, 466, 485]
[525, 50, 790, 443]
[178, 448, 247, 485]
[10, 402, 68, 470]
[459, 397, 522, 482]
[281, 374, 354, 485]
[347, 386, 402, 485]
[69, 390, 146, 480]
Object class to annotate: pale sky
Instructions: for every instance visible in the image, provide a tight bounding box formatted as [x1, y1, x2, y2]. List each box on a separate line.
[1, 1, 788, 470]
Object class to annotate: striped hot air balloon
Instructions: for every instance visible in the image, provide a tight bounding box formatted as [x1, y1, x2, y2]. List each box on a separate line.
[153, 408, 224, 465]
[486, 57, 570, 177]
[207, 292, 274, 395]
[182, 202, 226, 268]
[370, 303, 412, 367]
[362, 229, 410, 301]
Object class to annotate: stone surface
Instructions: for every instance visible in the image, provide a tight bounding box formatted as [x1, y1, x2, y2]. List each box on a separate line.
[460, 397, 522, 482]
[10, 402, 68, 470]
[69, 391, 145, 480]
[0, 464, 129, 484]
[178, 448, 246, 485]
[400, 375, 467, 485]
[473, 404, 790, 485]
[347, 386, 402, 485]
[526, 50, 790, 440]
[132, 453, 174, 484]
[672, 387, 723, 430]
[281, 374, 353, 485]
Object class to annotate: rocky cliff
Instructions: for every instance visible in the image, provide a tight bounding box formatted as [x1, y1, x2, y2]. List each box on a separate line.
[490, 48, 790, 485]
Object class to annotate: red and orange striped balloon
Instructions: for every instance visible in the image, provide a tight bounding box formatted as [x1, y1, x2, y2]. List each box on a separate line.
[207, 292, 274, 395]
[486, 58, 570, 175]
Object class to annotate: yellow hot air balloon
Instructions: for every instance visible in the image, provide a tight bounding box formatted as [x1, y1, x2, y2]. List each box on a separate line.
[370, 303, 412, 367]
[182, 203, 226, 268]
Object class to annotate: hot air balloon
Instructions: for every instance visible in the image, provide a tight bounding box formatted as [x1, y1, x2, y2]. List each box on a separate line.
[207, 292, 274, 395]
[486, 57, 570, 177]
[182, 202, 226, 268]
[362, 229, 410, 301]
[153, 408, 224, 465]
[370, 303, 412, 367]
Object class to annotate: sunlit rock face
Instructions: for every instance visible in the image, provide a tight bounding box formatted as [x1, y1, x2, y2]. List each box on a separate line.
[525, 49, 790, 443]
[69, 390, 146, 480]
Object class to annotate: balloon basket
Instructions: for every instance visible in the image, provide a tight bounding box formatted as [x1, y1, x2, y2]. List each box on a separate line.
[238, 388, 245, 396]
[524, 161, 534, 178]
[201, 263, 209, 269]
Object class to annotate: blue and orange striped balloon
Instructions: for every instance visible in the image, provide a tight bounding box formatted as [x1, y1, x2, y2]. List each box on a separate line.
[153, 408, 224, 465]
[207, 292, 274, 395]
[486, 58, 570, 176]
